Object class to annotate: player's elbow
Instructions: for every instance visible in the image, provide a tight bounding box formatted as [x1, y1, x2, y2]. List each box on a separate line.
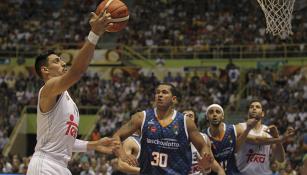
[275, 154, 285, 163]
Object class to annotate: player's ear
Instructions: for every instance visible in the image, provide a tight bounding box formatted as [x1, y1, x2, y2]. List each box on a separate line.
[261, 111, 265, 118]
[172, 96, 177, 104]
[41, 66, 49, 74]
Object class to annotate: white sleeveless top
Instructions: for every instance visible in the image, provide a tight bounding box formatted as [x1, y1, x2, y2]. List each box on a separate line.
[189, 133, 210, 175]
[34, 87, 79, 167]
[235, 123, 272, 175]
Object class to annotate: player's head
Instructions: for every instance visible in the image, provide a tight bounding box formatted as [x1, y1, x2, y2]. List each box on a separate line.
[183, 109, 198, 127]
[154, 83, 179, 109]
[248, 98, 264, 120]
[35, 50, 67, 81]
[206, 104, 224, 127]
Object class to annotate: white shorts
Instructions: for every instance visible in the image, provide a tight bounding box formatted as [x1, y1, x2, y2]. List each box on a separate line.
[27, 156, 71, 175]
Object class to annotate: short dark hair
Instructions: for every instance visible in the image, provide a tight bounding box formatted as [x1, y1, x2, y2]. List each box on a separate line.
[183, 109, 198, 127]
[156, 83, 181, 99]
[249, 98, 264, 111]
[35, 50, 55, 78]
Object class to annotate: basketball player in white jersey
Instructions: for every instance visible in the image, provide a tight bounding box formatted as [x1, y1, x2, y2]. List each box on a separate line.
[183, 110, 225, 175]
[27, 12, 117, 175]
[235, 99, 293, 175]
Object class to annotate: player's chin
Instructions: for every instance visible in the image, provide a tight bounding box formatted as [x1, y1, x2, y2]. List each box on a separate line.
[249, 115, 260, 120]
[210, 120, 221, 126]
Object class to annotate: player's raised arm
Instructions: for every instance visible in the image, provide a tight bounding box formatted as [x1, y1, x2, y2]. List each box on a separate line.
[40, 12, 112, 99]
[236, 123, 295, 147]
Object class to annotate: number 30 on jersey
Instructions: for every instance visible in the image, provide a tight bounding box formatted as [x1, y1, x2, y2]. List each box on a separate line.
[151, 152, 168, 167]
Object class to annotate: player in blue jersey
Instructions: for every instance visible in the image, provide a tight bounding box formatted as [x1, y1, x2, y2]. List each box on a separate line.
[117, 133, 141, 174]
[183, 110, 225, 175]
[204, 104, 258, 175]
[113, 83, 215, 175]
[204, 103, 294, 175]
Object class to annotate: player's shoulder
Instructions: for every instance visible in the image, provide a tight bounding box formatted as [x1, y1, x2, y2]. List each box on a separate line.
[261, 124, 269, 129]
[200, 132, 210, 143]
[132, 111, 145, 119]
[237, 122, 247, 128]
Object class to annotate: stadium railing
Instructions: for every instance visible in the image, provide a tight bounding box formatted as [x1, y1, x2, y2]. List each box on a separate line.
[1, 43, 306, 59]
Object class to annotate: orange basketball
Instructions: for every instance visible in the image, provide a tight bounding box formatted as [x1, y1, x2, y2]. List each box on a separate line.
[96, 0, 129, 32]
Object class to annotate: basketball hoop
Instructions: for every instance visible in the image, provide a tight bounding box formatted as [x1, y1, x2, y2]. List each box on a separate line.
[257, 0, 295, 39]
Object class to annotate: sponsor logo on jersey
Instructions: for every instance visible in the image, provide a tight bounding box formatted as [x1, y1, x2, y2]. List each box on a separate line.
[146, 138, 180, 149]
[246, 149, 266, 163]
[215, 147, 234, 158]
[65, 114, 78, 138]
[228, 134, 233, 144]
[150, 126, 157, 133]
[189, 163, 201, 174]
[172, 123, 179, 135]
[148, 119, 155, 125]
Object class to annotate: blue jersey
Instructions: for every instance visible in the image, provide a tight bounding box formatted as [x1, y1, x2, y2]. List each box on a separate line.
[205, 123, 239, 175]
[140, 108, 192, 175]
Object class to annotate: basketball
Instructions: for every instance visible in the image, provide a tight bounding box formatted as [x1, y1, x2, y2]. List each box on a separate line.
[96, 0, 129, 32]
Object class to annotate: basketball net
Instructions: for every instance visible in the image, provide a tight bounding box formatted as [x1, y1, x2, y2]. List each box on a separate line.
[257, 0, 295, 39]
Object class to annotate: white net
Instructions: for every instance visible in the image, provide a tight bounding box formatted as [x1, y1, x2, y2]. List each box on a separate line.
[257, 0, 295, 39]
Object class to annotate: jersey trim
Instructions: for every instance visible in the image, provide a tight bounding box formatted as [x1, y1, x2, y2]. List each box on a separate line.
[184, 115, 189, 140]
[233, 124, 237, 138]
[38, 87, 65, 116]
[140, 111, 146, 141]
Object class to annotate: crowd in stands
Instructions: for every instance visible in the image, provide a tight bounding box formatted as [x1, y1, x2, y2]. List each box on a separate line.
[0, 63, 306, 174]
[1, 0, 307, 54]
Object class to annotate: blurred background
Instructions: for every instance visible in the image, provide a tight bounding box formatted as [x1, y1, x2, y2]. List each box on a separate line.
[0, 0, 306, 174]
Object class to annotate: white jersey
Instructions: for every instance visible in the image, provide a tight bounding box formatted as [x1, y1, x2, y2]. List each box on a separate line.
[189, 133, 210, 175]
[33, 88, 79, 167]
[235, 123, 272, 175]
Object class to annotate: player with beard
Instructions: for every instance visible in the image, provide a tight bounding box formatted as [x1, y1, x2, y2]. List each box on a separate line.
[113, 83, 215, 175]
[235, 99, 295, 175]
[183, 110, 225, 175]
[204, 104, 258, 175]
[204, 103, 294, 175]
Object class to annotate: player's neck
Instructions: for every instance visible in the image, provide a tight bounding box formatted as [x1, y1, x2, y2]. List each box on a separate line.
[209, 123, 225, 137]
[252, 121, 262, 131]
[156, 107, 174, 120]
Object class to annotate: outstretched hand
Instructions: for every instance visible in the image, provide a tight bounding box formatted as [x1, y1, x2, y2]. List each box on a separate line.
[89, 11, 113, 36]
[120, 154, 138, 167]
[198, 153, 214, 171]
[281, 126, 296, 142]
[111, 142, 138, 167]
[265, 125, 280, 138]
[98, 137, 120, 146]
